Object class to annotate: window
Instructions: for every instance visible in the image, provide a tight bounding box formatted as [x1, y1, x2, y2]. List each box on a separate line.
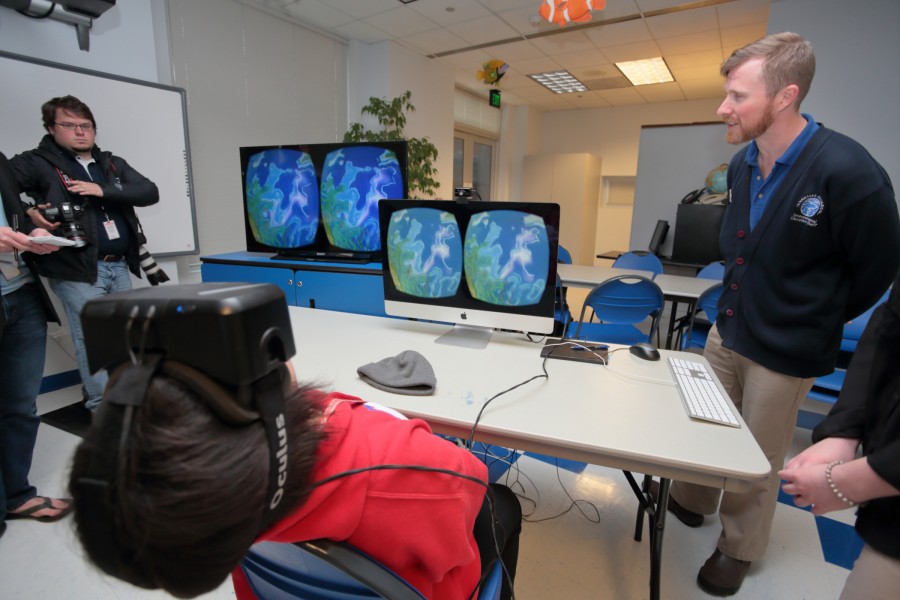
[453, 130, 496, 201]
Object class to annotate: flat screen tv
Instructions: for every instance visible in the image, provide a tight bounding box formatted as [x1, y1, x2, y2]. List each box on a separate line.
[240, 141, 408, 263]
[378, 199, 561, 349]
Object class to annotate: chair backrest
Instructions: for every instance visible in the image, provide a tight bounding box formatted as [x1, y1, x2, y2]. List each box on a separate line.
[576, 275, 665, 340]
[683, 283, 723, 346]
[241, 539, 501, 600]
[613, 251, 664, 275]
[841, 288, 890, 352]
[696, 261, 725, 280]
[557, 245, 573, 264]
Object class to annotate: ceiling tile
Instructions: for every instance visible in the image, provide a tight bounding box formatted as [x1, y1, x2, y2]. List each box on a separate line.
[363, 6, 440, 38]
[644, 6, 718, 39]
[595, 86, 646, 106]
[514, 56, 565, 75]
[445, 15, 521, 45]
[716, 0, 771, 28]
[311, 0, 398, 20]
[409, 0, 492, 27]
[399, 27, 470, 55]
[665, 48, 724, 70]
[600, 40, 663, 63]
[483, 40, 545, 61]
[720, 22, 768, 51]
[332, 20, 392, 44]
[281, 0, 356, 28]
[255, 0, 772, 112]
[529, 30, 597, 55]
[584, 19, 653, 48]
[436, 48, 494, 69]
[555, 49, 614, 70]
[655, 30, 722, 55]
[635, 81, 686, 102]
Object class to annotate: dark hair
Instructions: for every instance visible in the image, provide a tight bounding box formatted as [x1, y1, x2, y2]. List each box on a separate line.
[721, 32, 815, 106]
[41, 95, 97, 131]
[69, 376, 327, 598]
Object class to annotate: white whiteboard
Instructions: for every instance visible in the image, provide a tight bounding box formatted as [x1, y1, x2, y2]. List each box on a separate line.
[0, 51, 197, 256]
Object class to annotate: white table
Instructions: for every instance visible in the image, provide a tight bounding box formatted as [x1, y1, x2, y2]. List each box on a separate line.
[288, 307, 768, 600]
[557, 263, 654, 288]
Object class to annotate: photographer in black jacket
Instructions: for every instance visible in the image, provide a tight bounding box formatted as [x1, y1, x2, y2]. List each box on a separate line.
[10, 96, 159, 411]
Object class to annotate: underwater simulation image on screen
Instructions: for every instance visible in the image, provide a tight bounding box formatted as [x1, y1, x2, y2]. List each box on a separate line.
[321, 145, 405, 252]
[386, 207, 463, 299]
[464, 210, 550, 306]
[244, 148, 320, 249]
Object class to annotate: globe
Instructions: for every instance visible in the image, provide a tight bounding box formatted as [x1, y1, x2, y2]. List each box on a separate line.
[705, 164, 728, 194]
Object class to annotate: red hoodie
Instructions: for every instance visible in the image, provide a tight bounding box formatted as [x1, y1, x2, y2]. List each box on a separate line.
[233, 392, 489, 599]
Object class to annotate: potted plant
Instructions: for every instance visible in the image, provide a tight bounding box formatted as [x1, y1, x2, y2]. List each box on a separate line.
[344, 91, 439, 199]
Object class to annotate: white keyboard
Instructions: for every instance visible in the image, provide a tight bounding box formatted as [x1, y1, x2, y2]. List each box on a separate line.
[668, 357, 740, 427]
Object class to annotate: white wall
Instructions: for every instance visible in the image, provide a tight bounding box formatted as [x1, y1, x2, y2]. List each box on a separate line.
[347, 40, 455, 199]
[769, 0, 900, 191]
[500, 98, 722, 261]
[0, 0, 161, 81]
[165, 0, 349, 261]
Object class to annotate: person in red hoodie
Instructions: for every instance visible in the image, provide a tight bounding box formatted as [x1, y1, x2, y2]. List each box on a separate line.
[68, 370, 521, 600]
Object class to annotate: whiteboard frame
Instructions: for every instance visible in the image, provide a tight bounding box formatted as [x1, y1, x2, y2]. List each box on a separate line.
[0, 50, 198, 257]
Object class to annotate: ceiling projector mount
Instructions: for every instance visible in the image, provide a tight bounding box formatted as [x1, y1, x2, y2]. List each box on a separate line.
[0, 0, 116, 51]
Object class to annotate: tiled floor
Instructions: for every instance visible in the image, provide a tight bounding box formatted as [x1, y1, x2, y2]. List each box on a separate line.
[1, 380, 860, 599]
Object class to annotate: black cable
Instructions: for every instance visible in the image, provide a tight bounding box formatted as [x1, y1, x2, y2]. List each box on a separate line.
[465, 358, 550, 449]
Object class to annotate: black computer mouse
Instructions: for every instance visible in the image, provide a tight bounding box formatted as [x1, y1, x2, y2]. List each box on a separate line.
[629, 342, 661, 361]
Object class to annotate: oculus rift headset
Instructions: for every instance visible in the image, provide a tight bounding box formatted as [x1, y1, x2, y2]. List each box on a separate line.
[72, 282, 296, 579]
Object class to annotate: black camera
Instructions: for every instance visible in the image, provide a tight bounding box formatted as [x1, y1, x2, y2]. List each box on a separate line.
[40, 201, 88, 247]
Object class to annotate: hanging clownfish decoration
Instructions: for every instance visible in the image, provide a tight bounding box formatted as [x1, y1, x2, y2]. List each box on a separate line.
[477, 60, 509, 86]
[539, 0, 605, 27]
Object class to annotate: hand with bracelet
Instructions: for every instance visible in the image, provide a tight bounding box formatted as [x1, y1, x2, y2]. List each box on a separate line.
[780, 437, 900, 516]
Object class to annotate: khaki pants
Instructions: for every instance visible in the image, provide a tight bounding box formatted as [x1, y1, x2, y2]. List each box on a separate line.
[841, 544, 900, 600]
[670, 325, 815, 561]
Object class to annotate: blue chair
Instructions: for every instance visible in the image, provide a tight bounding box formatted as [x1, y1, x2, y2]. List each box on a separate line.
[566, 274, 665, 345]
[612, 251, 664, 276]
[680, 283, 723, 350]
[696, 260, 725, 280]
[807, 289, 890, 406]
[554, 245, 573, 335]
[241, 539, 503, 600]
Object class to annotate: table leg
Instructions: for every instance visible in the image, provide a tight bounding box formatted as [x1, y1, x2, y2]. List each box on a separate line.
[665, 300, 680, 349]
[624, 471, 670, 600]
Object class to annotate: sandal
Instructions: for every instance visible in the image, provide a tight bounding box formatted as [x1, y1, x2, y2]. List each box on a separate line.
[6, 496, 73, 523]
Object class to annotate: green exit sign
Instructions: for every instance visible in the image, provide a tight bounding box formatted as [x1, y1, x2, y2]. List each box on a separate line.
[489, 89, 501, 108]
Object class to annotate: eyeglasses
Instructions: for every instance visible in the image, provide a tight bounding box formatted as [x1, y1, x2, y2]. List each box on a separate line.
[54, 122, 95, 132]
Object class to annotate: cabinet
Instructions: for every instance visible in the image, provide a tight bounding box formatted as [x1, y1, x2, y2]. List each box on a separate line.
[200, 252, 386, 317]
[522, 152, 601, 265]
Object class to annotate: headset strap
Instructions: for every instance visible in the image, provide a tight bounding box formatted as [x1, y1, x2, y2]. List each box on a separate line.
[253, 368, 291, 530]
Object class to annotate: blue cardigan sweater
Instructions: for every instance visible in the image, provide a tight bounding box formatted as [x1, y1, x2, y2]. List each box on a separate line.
[716, 126, 900, 378]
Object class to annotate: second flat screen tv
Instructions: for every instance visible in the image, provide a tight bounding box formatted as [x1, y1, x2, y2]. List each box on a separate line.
[241, 140, 408, 263]
[379, 199, 561, 348]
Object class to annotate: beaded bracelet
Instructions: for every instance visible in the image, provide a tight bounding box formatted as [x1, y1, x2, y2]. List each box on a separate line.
[825, 460, 856, 507]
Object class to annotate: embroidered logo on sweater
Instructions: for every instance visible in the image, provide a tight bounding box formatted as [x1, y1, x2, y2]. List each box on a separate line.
[792, 195, 824, 227]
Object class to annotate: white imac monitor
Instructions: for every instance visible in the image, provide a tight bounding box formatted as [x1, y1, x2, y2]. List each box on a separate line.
[378, 199, 561, 349]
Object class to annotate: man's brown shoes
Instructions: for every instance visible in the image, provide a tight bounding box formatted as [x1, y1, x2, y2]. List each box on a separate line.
[697, 549, 751, 596]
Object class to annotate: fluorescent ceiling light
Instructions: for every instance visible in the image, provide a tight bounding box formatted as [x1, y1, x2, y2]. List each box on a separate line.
[615, 57, 674, 86]
[528, 70, 588, 94]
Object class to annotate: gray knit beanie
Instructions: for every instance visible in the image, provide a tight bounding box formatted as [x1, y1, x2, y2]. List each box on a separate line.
[357, 350, 437, 396]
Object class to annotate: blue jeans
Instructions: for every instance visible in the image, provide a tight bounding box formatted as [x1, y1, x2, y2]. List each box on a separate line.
[49, 260, 132, 411]
[1, 284, 49, 520]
